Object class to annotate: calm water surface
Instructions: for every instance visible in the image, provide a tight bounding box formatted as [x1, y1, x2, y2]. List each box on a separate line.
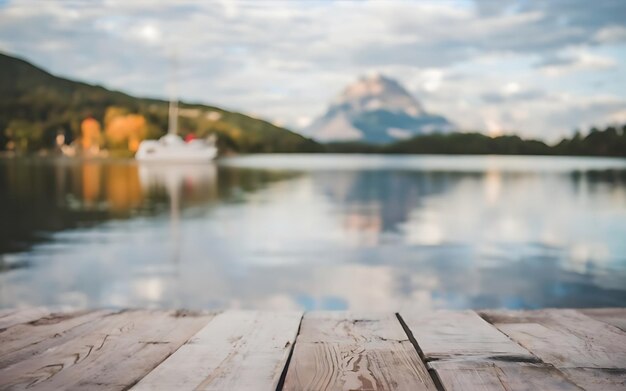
[1, 154, 626, 311]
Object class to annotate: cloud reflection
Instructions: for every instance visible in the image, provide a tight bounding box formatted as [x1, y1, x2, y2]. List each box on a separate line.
[1, 156, 625, 310]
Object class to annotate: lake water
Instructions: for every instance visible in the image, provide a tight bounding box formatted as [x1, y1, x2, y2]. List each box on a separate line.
[1, 154, 626, 311]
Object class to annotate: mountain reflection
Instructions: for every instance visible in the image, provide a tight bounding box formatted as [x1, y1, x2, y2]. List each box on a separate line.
[315, 170, 475, 238]
[1, 155, 625, 311]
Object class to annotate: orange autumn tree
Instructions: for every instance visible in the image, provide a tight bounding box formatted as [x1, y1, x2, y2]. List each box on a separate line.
[80, 117, 102, 153]
[104, 107, 148, 152]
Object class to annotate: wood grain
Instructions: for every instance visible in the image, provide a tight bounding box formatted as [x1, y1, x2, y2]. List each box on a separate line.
[0, 309, 113, 368]
[578, 308, 626, 332]
[430, 360, 583, 391]
[0, 307, 55, 330]
[0, 308, 19, 318]
[481, 309, 626, 369]
[0, 308, 623, 390]
[401, 310, 534, 361]
[132, 310, 302, 391]
[0, 309, 213, 390]
[561, 367, 626, 391]
[296, 311, 411, 343]
[283, 312, 437, 391]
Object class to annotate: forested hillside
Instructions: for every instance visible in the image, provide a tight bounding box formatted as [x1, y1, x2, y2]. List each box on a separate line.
[0, 53, 322, 154]
[1, 53, 623, 157]
[326, 126, 626, 157]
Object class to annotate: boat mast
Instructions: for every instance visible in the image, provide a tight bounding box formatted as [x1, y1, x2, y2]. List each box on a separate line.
[168, 54, 179, 135]
[168, 98, 178, 135]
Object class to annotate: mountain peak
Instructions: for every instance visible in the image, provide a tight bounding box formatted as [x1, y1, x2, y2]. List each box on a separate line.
[333, 74, 424, 116]
[308, 74, 454, 143]
[358, 72, 397, 86]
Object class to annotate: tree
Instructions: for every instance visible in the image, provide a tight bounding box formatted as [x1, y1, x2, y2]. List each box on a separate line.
[4, 120, 44, 152]
[80, 117, 102, 153]
[104, 107, 148, 152]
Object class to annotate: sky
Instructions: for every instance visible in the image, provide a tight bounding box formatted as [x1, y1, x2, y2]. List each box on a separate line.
[0, 0, 625, 141]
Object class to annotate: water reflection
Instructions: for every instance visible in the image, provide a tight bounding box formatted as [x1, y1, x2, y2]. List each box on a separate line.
[138, 163, 218, 263]
[0, 155, 625, 310]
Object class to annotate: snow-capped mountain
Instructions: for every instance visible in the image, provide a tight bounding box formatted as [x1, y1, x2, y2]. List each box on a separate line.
[307, 74, 454, 143]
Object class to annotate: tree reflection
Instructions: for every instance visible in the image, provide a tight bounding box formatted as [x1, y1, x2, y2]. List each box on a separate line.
[0, 158, 298, 256]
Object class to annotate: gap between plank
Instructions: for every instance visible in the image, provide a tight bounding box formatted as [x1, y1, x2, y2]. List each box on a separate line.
[275, 312, 304, 391]
[395, 313, 446, 391]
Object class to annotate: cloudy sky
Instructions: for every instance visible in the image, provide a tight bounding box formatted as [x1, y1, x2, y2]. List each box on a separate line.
[1, 0, 625, 141]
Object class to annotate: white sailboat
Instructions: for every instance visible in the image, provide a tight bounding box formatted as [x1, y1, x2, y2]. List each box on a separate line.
[136, 62, 218, 162]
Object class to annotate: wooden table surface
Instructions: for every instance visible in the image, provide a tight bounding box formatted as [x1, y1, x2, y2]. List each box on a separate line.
[0, 307, 624, 390]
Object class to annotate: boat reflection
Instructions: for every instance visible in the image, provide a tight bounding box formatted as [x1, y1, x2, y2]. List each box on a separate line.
[138, 163, 218, 195]
[1, 156, 625, 311]
[138, 163, 218, 264]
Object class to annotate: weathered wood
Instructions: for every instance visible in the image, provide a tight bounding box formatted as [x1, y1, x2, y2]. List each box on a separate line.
[430, 360, 583, 391]
[481, 309, 626, 369]
[283, 312, 437, 391]
[284, 341, 435, 391]
[0, 307, 56, 330]
[0, 309, 113, 368]
[0, 307, 624, 390]
[561, 368, 626, 391]
[132, 310, 302, 391]
[0, 309, 214, 390]
[0, 308, 19, 318]
[296, 311, 410, 343]
[400, 310, 534, 361]
[579, 308, 626, 332]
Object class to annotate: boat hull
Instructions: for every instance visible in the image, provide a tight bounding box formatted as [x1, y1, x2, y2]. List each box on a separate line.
[135, 137, 218, 162]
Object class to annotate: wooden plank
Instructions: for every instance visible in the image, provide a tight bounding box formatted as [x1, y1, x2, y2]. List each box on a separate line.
[0, 309, 114, 368]
[132, 310, 302, 391]
[400, 310, 534, 361]
[561, 368, 626, 391]
[284, 341, 435, 391]
[0, 308, 19, 318]
[0, 307, 623, 390]
[430, 360, 583, 391]
[0, 307, 55, 330]
[578, 308, 626, 332]
[481, 309, 626, 369]
[296, 311, 411, 343]
[283, 312, 437, 391]
[0, 309, 214, 390]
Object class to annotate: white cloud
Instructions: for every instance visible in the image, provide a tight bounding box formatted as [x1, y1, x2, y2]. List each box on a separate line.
[594, 26, 626, 43]
[503, 82, 521, 95]
[609, 109, 626, 124]
[133, 23, 161, 45]
[0, 0, 624, 139]
[538, 49, 617, 76]
[296, 116, 312, 128]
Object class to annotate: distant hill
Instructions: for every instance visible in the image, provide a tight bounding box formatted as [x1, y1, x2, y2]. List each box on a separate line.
[2, 53, 623, 157]
[325, 126, 626, 157]
[0, 52, 323, 153]
[307, 74, 454, 143]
